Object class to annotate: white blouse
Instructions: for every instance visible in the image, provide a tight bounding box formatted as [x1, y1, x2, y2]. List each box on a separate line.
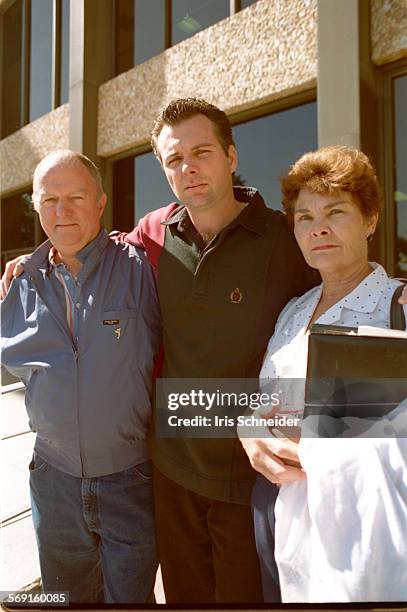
[260, 264, 407, 603]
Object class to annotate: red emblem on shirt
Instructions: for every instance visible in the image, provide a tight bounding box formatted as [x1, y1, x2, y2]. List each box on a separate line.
[230, 288, 243, 304]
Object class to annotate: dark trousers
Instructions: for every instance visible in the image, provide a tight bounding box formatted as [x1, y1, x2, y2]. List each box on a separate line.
[153, 467, 263, 603]
[251, 474, 282, 602]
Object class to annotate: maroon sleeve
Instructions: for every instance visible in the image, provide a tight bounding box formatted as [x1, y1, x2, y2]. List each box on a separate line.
[110, 202, 180, 270]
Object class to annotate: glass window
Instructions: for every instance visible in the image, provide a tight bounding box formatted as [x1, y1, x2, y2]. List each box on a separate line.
[115, 0, 166, 74]
[1, 0, 69, 136]
[241, 0, 259, 8]
[115, 0, 134, 74]
[135, 0, 165, 65]
[1, 1, 23, 138]
[172, 0, 229, 45]
[134, 152, 174, 221]
[60, 0, 70, 104]
[233, 102, 318, 210]
[394, 74, 407, 276]
[29, 0, 53, 122]
[113, 152, 173, 230]
[0, 191, 36, 270]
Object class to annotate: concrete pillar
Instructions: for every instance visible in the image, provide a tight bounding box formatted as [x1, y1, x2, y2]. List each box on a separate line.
[317, 0, 377, 160]
[68, 0, 114, 223]
[317, 0, 381, 260]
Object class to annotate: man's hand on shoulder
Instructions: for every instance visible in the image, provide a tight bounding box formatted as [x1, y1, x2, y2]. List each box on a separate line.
[109, 230, 128, 244]
[1, 255, 28, 300]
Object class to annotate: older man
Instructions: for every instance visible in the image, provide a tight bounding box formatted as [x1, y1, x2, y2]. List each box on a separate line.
[0, 151, 160, 603]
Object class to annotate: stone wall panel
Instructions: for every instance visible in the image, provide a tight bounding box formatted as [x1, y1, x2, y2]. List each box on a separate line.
[97, 0, 317, 157]
[1, 105, 69, 195]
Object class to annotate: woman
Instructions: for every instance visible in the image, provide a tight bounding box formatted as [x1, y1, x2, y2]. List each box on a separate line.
[241, 146, 407, 603]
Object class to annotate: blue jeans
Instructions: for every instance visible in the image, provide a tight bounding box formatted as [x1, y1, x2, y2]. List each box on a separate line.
[252, 474, 281, 602]
[29, 452, 157, 604]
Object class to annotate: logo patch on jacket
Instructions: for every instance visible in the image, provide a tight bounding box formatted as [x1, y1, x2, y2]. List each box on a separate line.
[230, 288, 243, 304]
[103, 319, 119, 325]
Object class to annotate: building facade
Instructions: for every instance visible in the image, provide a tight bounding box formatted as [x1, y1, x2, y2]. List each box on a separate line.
[1, 0, 406, 276]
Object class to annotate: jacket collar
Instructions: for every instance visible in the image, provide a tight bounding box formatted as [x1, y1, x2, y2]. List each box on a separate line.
[161, 186, 270, 237]
[24, 229, 110, 281]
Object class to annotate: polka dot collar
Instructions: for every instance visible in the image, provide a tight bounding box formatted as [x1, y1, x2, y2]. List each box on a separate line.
[317, 263, 388, 325]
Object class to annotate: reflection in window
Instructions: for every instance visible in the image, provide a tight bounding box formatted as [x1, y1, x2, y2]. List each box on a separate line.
[394, 74, 407, 276]
[113, 152, 174, 230]
[1, 0, 70, 136]
[135, 0, 165, 65]
[29, 0, 53, 122]
[172, 0, 229, 45]
[115, 0, 165, 73]
[241, 0, 259, 8]
[116, 0, 134, 74]
[1, 191, 36, 270]
[134, 153, 174, 221]
[233, 102, 318, 210]
[60, 0, 70, 104]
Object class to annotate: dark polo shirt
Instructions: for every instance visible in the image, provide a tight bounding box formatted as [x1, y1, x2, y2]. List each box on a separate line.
[150, 187, 317, 504]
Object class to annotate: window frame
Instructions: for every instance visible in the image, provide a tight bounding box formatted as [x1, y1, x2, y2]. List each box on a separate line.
[0, 0, 68, 138]
[378, 59, 407, 276]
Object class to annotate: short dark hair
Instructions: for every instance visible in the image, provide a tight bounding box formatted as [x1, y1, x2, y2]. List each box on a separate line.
[151, 98, 235, 160]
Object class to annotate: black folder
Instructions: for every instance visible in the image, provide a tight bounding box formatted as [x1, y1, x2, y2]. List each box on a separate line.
[304, 324, 407, 436]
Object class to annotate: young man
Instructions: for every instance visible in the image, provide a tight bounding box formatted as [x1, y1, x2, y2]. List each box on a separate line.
[1, 151, 160, 604]
[122, 98, 316, 603]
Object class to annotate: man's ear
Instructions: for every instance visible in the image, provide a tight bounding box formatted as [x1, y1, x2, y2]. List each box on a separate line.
[98, 193, 107, 218]
[32, 193, 39, 213]
[227, 145, 238, 174]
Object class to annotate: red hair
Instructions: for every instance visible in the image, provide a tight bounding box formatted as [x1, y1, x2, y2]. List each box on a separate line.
[281, 146, 382, 225]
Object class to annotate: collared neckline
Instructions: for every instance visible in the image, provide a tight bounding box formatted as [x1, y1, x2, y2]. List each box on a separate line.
[25, 228, 110, 278]
[161, 205, 189, 231]
[76, 228, 109, 263]
[161, 186, 271, 237]
[292, 263, 390, 329]
[320, 263, 388, 320]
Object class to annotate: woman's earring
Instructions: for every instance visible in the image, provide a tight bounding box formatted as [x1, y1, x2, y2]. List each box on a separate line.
[367, 233, 374, 242]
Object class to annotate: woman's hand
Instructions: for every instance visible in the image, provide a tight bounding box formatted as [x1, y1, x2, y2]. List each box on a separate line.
[239, 430, 306, 485]
[399, 285, 407, 304]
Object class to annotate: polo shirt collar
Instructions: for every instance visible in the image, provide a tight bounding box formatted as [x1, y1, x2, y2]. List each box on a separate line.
[161, 186, 270, 236]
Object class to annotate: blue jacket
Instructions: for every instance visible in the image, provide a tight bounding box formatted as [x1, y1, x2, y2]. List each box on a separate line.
[1, 230, 161, 477]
